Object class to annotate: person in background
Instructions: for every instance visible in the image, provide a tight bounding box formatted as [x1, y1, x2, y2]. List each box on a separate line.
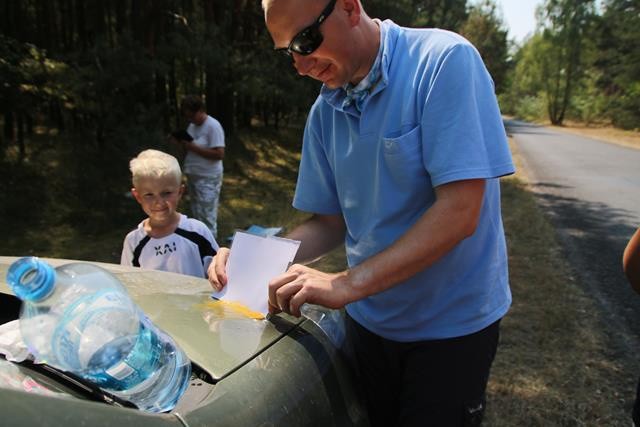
[623, 227, 640, 426]
[121, 149, 218, 278]
[209, 0, 514, 425]
[170, 95, 225, 238]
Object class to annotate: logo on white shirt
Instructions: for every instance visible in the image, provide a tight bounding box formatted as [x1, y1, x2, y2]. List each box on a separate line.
[155, 242, 177, 256]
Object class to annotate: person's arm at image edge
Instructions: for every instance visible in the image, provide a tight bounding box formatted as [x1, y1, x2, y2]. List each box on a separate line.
[623, 227, 640, 293]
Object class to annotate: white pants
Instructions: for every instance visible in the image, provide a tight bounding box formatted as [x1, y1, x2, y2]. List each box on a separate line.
[187, 173, 222, 237]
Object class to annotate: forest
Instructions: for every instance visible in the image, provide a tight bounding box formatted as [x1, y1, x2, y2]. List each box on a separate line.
[2, 0, 638, 154]
[0, 0, 638, 257]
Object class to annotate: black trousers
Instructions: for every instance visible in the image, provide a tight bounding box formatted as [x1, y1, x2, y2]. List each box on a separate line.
[346, 315, 501, 427]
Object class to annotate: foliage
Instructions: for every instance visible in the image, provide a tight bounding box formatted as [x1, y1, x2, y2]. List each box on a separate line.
[592, 0, 640, 129]
[365, 0, 469, 29]
[564, 68, 608, 124]
[515, 95, 549, 122]
[499, 34, 547, 119]
[536, 0, 597, 125]
[365, 0, 417, 27]
[499, 0, 640, 128]
[0, 34, 68, 157]
[459, 0, 510, 92]
[0, 0, 514, 163]
[412, 0, 469, 30]
[2, 0, 637, 159]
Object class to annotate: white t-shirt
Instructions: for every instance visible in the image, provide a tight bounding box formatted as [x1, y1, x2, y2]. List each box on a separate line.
[120, 214, 219, 278]
[184, 115, 225, 177]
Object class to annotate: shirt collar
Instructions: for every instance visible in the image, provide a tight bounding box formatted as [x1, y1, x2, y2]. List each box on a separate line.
[340, 46, 383, 111]
[320, 19, 394, 113]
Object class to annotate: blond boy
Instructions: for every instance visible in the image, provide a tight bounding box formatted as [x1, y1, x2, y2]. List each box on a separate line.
[121, 149, 218, 278]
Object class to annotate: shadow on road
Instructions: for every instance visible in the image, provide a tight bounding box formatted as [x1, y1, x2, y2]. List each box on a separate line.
[526, 183, 640, 358]
[502, 119, 550, 137]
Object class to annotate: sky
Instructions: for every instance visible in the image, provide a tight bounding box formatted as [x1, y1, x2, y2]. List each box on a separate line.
[494, 0, 541, 44]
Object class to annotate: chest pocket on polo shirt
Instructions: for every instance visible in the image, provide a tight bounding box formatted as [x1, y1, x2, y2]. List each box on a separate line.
[382, 124, 426, 185]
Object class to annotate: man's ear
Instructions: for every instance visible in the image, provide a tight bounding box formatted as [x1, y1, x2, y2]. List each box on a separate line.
[342, 0, 361, 27]
[178, 184, 185, 197]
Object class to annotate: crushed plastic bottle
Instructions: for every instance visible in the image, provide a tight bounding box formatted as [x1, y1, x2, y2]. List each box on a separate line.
[6, 257, 191, 412]
[300, 303, 346, 349]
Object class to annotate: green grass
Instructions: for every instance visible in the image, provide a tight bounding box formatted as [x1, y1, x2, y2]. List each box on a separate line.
[0, 126, 632, 424]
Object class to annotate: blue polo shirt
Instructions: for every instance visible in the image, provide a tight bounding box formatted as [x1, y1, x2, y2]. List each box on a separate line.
[293, 20, 515, 341]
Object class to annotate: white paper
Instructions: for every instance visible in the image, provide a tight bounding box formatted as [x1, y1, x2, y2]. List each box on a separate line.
[211, 231, 300, 315]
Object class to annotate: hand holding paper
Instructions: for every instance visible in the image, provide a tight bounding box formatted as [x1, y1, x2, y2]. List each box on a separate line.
[211, 231, 300, 315]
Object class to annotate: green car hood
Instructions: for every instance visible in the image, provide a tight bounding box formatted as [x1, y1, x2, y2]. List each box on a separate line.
[0, 256, 302, 381]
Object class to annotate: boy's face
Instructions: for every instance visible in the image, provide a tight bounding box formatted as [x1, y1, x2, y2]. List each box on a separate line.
[132, 176, 183, 227]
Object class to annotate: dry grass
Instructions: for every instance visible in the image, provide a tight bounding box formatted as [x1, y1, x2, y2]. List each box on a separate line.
[482, 137, 637, 425]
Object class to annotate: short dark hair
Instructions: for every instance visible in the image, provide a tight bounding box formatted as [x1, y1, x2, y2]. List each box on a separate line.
[180, 95, 205, 113]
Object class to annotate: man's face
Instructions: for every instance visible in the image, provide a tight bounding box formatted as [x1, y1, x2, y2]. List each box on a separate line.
[266, 0, 358, 89]
[184, 110, 206, 126]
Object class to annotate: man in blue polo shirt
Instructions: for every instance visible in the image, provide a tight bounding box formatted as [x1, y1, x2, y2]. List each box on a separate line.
[209, 0, 515, 424]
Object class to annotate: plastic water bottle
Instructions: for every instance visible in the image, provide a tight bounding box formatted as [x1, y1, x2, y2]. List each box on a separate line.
[6, 257, 191, 412]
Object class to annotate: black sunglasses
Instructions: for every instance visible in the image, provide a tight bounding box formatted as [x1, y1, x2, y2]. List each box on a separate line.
[274, 0, 337, 57]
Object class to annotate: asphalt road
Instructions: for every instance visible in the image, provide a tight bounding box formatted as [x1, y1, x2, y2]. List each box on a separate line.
[505, 119, 640, 355]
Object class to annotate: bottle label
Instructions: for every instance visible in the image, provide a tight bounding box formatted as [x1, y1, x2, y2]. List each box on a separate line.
[105, 359, 135, 380]
[86, 317, 164, 391]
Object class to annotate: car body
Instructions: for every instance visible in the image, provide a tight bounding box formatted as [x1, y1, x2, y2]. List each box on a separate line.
[0, 256, 369, 426]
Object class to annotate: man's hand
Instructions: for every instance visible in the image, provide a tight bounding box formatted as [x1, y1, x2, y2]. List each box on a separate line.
[268, 264, 352, 317]
[167, 135, 190, 153]
[208, 247, 230, 292]
[167, 134, 180, 145]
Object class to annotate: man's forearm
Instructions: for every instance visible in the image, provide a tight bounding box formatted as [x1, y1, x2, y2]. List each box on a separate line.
[185, 142, 224, 160]
[286, 214, 346, 264]
[343, 179, 485, 301]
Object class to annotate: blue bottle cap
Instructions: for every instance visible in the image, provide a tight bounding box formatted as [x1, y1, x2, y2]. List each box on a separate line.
[6, 257, 56, 302]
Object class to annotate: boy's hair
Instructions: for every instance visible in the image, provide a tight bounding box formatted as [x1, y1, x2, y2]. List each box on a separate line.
[180, 94, 205, 114]
[130, 149, 182, 187]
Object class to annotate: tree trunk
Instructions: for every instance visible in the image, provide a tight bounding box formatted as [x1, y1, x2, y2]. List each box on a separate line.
[169, 61, 179, 129]
[203, 0, 233, 131]
[106, 0, 114, 48]
[76, 0, 87, 51]
[25, 113, 34, 136]
[156, 72, 170, 131]
[114, 0, 127, 37]
[4, 111, 15, 143]
[17, 113, 25, 162]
